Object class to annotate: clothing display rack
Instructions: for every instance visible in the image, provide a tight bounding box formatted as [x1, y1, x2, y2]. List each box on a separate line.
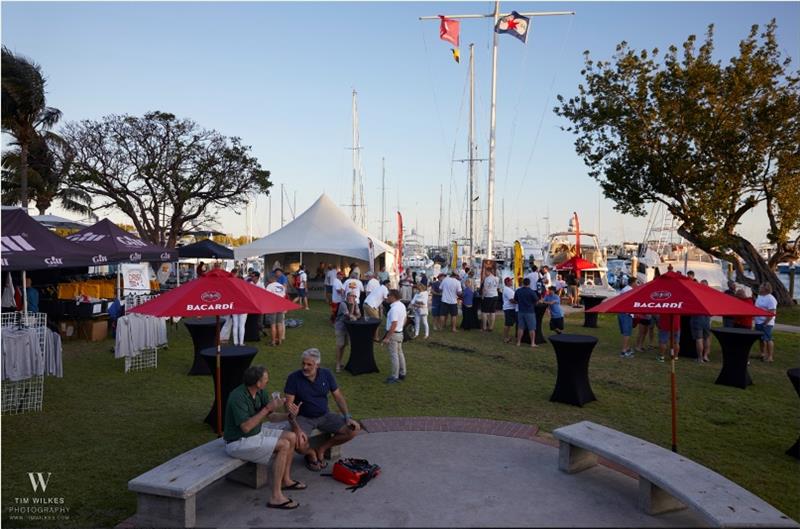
[1, 311, 47, 414]
[119, 294, 165, 373]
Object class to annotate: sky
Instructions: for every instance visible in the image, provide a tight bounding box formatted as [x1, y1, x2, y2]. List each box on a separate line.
[2, 1, 799, 248]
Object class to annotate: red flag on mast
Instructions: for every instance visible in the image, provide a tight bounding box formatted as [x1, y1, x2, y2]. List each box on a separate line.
[439, 15, 460, 63]
[397, 211, 404, 275]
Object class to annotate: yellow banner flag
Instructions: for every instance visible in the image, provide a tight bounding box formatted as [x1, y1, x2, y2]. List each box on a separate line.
[513, 240, 523, 288]
[451, 240, 458, 270]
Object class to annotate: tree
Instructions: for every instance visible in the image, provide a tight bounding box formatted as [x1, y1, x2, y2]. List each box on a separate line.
[2, 133, 93, 216]
[1, 46, 62, 208]
[555, 20, 800, 305]
[63, 111, 272, 247]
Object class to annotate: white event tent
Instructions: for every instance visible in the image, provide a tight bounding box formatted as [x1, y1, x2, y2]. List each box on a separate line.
[235, 194, 397, 295]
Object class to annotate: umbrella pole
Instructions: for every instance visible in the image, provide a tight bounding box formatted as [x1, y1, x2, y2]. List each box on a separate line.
[215, 315, 223, 436]
[22, 270, 28, 315]
[670, 313, 678, 453]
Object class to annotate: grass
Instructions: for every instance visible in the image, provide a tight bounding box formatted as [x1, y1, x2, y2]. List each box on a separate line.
[2, 302, 799, 527]
[778, 303, 800, 327]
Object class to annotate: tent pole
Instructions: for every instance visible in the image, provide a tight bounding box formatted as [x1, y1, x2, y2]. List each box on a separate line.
[117, 267, 122, 299]
[22, 270, 28, 314]
[670, 313, 678, 453]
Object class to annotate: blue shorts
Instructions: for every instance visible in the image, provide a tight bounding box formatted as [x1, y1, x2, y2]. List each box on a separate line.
[617, 314, 633, 337]
[297, 288, 307, 298]
[325, 285, 333, 294]
[754, 323, 773, 341]
[431, 299, 441, 317]
[518, 312, 536, 331]
[658, 330, 680, 344]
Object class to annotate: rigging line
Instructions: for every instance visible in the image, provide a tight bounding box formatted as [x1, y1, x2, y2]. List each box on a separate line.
[419, 21, 452, 165]
[517, 15, 575, 201]
[500, 26, 533, 203]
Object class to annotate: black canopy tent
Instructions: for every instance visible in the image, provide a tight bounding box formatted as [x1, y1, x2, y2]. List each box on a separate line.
[177, 239, 234, 259]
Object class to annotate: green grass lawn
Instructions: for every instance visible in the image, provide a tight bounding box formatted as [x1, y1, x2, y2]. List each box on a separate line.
[778, 303, 800, 327]
[2, 302, 799, 527]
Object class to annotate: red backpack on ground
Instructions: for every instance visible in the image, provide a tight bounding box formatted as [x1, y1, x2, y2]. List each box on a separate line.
[330, 458, 381, 492]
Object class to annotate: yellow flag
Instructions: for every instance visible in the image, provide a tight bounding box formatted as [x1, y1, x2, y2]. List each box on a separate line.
[451, 241, 458, 270]
[513, 240, 523, 288]
[451, 48, 460, 63]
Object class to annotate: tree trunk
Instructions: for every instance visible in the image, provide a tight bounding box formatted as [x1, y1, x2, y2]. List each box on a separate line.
[19, 141, 29, 210]
[729, 236, 794, 306]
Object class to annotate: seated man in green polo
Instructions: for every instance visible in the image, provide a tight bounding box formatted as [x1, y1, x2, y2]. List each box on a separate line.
[224, 365, 307, 510]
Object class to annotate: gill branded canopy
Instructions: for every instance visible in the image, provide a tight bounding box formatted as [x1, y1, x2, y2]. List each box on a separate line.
[67, 219, 177, 264]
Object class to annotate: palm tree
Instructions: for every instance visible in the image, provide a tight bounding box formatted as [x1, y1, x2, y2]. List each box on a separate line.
[1, 133, 92, 216]
[1, 46, 62, 209]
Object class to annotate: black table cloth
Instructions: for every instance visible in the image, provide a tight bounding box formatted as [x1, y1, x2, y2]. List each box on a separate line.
[711, 328, 760, 389]
[786, 368, 800, 459]
[244, 313, 262, 342]
[183, 317, 219, 375]
[200, 345, 258, 431]
[344, 318, 380, 375]
[679, 315, 698, 359]
[579, 296, 606, 328]
[517, 305, 548, 345]
[548, 334, 598, 407]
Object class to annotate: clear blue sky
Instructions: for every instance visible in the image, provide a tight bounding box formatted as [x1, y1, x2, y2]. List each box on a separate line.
[3, 1, 798, 246]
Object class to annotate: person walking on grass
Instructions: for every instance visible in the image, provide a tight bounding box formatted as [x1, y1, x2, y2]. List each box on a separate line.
[383, 289, 407, 383]
[439, 272, 462, 333]
[617, 277, 635, 358]
[480, 268, 500, 332]
[501, 277, 517, 343]
[411, 283, 430, 339]
[265, 274, 288, 346]
[292, 265, 309, 310]
[514, 278, 539, 348]
[754, 282, 777, 362]
[542, 286, 564, 334]
[634, 314, 656, 352]
[657, 314, 681, 362]
[691, 280, 712, 363]
[224, 365, 306, 510]
[430, 273, 444, 331]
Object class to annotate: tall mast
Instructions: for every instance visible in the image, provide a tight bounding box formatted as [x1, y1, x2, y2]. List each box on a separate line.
[438, 184, 443, 247]
[468, 43, 476, 262]
[280, 183, 285, 227]
[486, 0, 500, 258]
[381, 157, 386, 241]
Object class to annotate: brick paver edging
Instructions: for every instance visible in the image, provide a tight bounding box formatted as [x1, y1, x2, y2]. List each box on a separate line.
[359, 417, 637, 479]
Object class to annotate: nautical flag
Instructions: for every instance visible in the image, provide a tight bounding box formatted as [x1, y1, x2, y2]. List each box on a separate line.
[495, 11, 530, 43]
[439, 15, 461, 63]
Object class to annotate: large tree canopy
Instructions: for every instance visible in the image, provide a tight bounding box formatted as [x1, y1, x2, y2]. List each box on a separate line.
[64, 111, 272, 247]
[555, 20, 800, 305]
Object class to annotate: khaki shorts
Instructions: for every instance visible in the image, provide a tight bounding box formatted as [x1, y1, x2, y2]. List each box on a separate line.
[265, 312, 285, 325]
[224, 426, 283, 465]
[335, 327, 349, 347]
[364, 304, 381, 319]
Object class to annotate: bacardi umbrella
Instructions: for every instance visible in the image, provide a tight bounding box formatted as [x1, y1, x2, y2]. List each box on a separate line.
[587, 271, 771, 452]
[129, 268, 301, 434]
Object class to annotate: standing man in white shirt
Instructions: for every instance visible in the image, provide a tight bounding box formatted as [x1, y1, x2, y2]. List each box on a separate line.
[481, 269, 500, 332]
[364, 272, 380, 296]
[292, 265, 309, 310]
[439, 272, 463, 333]
[754, 282, 778, 362]
[343, 272, 364, 303]
[265, 274, 288, 347]
[382, 289, 407, 384]
[330, 270, 345, 324]
[501, 277, 517, 344]
[324, 265, 337, 304]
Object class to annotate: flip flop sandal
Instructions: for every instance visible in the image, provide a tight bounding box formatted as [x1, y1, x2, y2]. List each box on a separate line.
[267, 499, 299, 510]
[305, 458, 324, 472]
[282, 480, 307, 490]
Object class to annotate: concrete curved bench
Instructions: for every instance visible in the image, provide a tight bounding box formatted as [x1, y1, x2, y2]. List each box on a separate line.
[128, 429, 340, 527]
[553, 421, 798, 528]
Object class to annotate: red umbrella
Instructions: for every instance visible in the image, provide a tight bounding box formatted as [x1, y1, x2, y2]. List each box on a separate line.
[587, 271, 771, 452]
[130, 268, 301, 434]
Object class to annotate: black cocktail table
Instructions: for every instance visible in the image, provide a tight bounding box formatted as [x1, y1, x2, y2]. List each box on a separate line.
[517, 305, 548, 345]
[548, 334, 598, 407]
[344, 318, 381, 375]
[244, 313, 262, 342]
[787, 368, 800, 459]
[200, 345, 258, 431]
[679, 315, 698, 359]
[711, 328, 760, 389]
[183, 317, 219, 375]
[579, 296, 606, 328]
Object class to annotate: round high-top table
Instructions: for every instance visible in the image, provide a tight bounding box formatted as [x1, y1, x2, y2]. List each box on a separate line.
[711, 327, 761, 389]
[344, 318, 381, 375]
[183, 317, 219, 375]
[200, 345, 258, 432]
[579, 296, 606, 328]
[244, 313, 263, 342]
[517, 304, 548, 345]
[548, 334, 598, 407]
[678, 316, 698, 359]
[786, 368, 800, 459]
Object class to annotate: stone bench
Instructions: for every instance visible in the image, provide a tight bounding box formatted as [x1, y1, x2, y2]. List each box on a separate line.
[553, 421, 798, 528]
[128, 429, 341, 527]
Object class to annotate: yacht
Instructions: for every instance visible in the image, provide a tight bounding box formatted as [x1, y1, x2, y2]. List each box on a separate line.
[543, 216, 617, 297]
[402, 228, 434, 272]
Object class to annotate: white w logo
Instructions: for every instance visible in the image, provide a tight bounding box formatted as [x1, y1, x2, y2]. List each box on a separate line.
[27, 472, 51, 492]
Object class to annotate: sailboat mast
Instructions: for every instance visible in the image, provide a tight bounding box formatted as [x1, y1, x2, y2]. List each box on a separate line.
[468, 43, 476, 262]
[351, 90, 358, 225]
[381, 157, 386, 241]
[486, 1, 500, 258]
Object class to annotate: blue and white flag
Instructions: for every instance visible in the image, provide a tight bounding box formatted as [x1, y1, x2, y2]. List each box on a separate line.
[495, 11, 530, 43]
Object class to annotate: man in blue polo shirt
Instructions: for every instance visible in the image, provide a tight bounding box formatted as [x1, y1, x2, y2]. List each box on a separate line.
[514, 277, 540, 348]
[284, 348, 360, 471]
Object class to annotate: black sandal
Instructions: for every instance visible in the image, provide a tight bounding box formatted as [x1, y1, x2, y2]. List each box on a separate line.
[267, 499, 299, 510]
[282, 480, 307, 490]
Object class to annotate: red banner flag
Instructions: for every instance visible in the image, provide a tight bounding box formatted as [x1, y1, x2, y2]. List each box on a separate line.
[439, 15, 460, 47]
[396, 211, 404, 275]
